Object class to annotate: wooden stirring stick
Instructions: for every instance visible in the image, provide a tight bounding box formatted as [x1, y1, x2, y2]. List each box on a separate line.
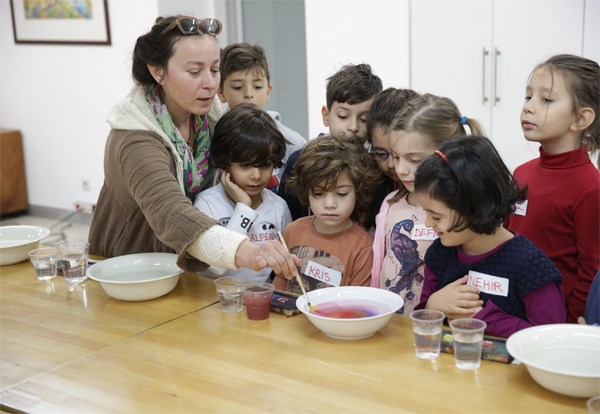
[276, 231, 315, 311]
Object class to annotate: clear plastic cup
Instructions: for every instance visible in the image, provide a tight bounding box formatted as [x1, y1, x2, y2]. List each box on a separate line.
[214, 276, 246, 313]
[449, 318, 487, 370]
[587, 396, 600, 414]
[57, 241, 89, 290]
[409, 309, 446, 359]
[28, 247, 58, 280]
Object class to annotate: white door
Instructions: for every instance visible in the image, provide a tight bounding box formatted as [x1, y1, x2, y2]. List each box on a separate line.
[410, 0, 494, 135]
[583, 0, 600, 63]
[410, 0, 585, 171]
[492, 0, 584, 171]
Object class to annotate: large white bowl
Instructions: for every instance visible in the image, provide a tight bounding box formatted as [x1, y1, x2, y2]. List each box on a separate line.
[0, 225, 51, 266]
[296, 286, 404, 340]
[87, 253, 183, 301]
[506, 324, 600, 398]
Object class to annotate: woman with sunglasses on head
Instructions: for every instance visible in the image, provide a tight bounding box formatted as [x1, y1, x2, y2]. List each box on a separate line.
[89, 16, 300, 278]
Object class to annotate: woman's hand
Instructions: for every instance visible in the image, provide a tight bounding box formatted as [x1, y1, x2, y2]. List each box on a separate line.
[426, 275, 483, 320]
[235, 240, 300, 279]
[221, 171, 252, 207]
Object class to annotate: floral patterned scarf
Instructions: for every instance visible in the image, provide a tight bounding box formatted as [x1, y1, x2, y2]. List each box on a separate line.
[146, 85, 210, 194]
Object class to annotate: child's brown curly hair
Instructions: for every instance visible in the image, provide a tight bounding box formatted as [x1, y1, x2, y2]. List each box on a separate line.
[287, 134, 383, 222]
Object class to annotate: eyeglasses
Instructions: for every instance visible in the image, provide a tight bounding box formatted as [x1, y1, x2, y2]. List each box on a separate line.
[369, 149, 391, 162]
[161, 17, 222, 36]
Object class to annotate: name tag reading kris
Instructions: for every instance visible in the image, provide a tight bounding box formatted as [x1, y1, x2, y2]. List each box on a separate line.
[411, 224, 438, 241]
[467, 270, 509, 297]
[304, 260, 342, 287]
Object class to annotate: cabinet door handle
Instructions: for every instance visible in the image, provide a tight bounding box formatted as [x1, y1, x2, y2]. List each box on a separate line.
[482, 48, 489, 105]
[493, 48, 501, 105]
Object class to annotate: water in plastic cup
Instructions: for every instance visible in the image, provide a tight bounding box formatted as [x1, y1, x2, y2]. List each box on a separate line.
[409, 309, 446, 359]
[58, 241, 89, 290]
[242, 282, 274, 320]
[28, 247, 58, 280]
[449, 318, 487, 370]
[214, 276, 246, 313]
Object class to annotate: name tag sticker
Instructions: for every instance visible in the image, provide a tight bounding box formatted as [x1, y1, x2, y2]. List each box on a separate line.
[513, 200, 528, 216]
[467, 270, 509, 297]
[411, 224, 438, 241]
[304, 260, 342, 286]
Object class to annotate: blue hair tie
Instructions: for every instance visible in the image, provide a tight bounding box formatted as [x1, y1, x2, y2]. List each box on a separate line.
[460, 116, 468, 125]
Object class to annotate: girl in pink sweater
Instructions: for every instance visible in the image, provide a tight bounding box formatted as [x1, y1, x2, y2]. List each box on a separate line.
[371, 94, 483, 314]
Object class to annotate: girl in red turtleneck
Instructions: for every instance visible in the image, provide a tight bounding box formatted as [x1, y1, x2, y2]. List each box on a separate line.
[506, 54, 599, 323]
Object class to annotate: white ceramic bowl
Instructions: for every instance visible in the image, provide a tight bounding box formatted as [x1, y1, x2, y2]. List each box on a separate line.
[87, 253, 183, 301]
[0, 225, 51, 266]
[506, 324, 600, 398]
[296, 286, 404, 340]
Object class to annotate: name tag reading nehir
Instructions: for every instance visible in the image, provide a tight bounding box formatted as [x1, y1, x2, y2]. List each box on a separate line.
[467, 270, 509, 297]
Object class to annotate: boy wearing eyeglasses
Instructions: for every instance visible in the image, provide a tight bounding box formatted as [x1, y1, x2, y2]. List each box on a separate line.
[217, 43, 306, 192]
[277, 63, 383, 224]
[366, 88, 420, 236]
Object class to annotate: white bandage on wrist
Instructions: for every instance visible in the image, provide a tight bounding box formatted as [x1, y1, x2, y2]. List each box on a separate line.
[186, 225, 248, 270]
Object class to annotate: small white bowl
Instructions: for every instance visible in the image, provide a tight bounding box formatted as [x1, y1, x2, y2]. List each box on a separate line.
[87, 253, 183, 301]
[506, 324, 600, 398]
[296, 286, 404, 340]
[0, 225, 51, 266]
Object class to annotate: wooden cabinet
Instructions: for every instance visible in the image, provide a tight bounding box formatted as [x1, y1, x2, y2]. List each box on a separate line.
[1, 130, 29, 215]
[410, 0, 585, 171]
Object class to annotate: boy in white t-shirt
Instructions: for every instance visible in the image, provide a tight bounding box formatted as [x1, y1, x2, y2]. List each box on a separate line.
[194, 103, 292, 283]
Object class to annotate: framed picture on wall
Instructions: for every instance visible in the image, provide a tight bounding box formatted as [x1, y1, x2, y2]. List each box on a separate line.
[10, 0, 111, 45]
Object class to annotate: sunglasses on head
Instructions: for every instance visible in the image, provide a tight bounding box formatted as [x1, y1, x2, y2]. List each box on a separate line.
[161, 17, 222, 36]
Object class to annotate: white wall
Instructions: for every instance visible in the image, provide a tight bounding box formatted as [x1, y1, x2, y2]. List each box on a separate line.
[0, 0, 159, 210]
[304, 0, 410, 139]
[0, 0, 226, 213]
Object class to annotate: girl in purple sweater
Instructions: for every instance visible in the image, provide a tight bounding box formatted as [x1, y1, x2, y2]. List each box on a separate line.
[414, 136, 565, 338]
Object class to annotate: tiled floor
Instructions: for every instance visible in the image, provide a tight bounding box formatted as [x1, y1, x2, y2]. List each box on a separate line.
[0, 212, 90, 246]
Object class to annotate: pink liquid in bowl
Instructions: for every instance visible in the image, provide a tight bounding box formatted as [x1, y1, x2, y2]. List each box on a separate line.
[310, 299, 391, 319]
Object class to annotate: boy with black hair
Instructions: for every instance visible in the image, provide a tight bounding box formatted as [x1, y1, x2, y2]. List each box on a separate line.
[194, 103, 292, 283]
[278, 63, 383, 221]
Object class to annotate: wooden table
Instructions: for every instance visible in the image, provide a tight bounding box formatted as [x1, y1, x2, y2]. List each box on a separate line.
[0, 259, 218, 390]
[0, 260, 587, 413]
